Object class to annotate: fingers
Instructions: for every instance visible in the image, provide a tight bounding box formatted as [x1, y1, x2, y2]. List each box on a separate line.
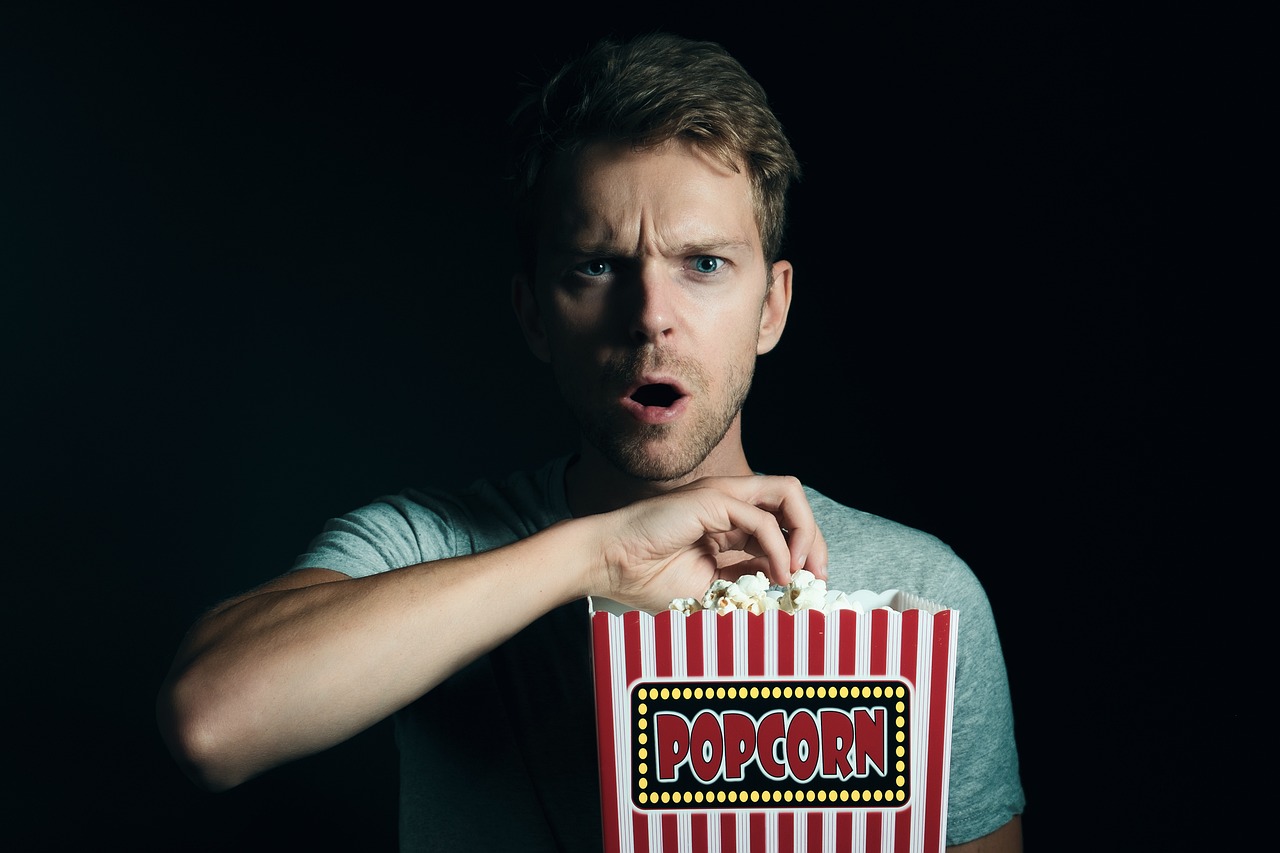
[742, 475, 828, 580]
[598, 473, 830, 611]
[710, 498, 795, 586]
[686, 474, 829, 583]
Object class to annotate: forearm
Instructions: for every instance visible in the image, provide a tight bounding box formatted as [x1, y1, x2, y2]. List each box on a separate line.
[157, 517, 597, 791]
[158, 474, 821, 791]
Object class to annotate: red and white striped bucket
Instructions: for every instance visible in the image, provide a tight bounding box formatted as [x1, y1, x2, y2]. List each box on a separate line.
[589, 598, 957, 853]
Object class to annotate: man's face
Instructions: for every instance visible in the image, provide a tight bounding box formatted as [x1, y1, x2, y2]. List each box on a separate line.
[517, 139, 790, 482]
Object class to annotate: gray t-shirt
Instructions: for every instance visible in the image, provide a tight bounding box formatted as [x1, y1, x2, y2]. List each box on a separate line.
[293, 456, 1024, 850]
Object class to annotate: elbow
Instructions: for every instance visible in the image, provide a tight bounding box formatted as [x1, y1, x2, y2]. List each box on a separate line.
[155, 671, 256, 793]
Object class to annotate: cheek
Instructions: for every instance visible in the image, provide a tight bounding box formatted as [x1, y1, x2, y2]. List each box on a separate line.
[543, 320, 601, 376]
[546, 323, 601, 362]
[708, 303, 765, 350]
[548, 292, 613, 340]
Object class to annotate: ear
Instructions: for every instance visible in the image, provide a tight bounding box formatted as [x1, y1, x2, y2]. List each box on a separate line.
[512, 272, 552, 363]
[756, 259, 793, 355]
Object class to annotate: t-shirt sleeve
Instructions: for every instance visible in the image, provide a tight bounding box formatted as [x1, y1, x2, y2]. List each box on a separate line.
[936, 554, 1026, 844]
[290, 493, 461, 579]
[807, 494, 1024, 844]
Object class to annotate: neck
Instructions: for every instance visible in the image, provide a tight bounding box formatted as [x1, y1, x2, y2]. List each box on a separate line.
[565, 418, 753, 517]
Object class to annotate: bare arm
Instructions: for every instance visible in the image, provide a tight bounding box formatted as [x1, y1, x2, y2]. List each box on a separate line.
[157, 522, 594, 791]
[156, 474, 826, 792]
[948, 816, 1023, 853]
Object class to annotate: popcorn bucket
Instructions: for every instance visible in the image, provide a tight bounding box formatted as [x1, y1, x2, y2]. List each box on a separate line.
[588, 594, 958, 853]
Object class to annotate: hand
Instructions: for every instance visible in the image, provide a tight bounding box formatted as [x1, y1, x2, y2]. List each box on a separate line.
[592, 475, 828, 611]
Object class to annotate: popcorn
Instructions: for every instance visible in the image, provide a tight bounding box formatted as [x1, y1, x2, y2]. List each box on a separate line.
[668, 596, 701, 615]
[669, 569, 864, 616]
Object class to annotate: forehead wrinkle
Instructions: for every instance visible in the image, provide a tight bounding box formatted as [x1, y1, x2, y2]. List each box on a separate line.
[640, 186, 754, 259]
[555, 193, 639, 256]
[542, 138, 762, 261]
[622, 209, 755, 260]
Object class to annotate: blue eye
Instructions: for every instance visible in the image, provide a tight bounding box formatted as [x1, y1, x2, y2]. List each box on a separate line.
[575, 260, 613, 277]
[691, 256, 724, 274]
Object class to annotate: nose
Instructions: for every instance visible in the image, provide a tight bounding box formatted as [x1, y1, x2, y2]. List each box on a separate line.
[628, 262, 675, 344]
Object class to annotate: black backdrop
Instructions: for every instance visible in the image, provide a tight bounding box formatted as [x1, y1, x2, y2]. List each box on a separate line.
[3, 3, 1239, 851]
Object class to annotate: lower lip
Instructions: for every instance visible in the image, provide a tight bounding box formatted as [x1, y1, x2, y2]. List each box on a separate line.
[621, 394, 689, 425]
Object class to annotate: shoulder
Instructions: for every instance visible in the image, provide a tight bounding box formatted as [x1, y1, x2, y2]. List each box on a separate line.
[439, 454, 572, 536]
[804, 487, 952, 558]
[376, 455, 570, 538]
[294, 456, 571, 577]
[803, 486, 987, 614]
[289, 489, 465, 578]
[802, 487, 1025, 839]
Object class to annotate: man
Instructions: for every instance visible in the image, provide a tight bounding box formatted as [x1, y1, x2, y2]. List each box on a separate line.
[157, 32, 1024, 851]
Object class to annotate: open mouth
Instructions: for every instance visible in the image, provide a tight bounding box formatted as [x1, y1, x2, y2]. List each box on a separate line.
[630, 383, 681, 408]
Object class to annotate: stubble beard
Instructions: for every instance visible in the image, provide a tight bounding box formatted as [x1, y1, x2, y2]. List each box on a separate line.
[565, 350, 756, 483]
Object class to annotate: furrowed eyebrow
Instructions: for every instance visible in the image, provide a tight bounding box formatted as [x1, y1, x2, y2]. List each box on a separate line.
[558, 240, 753, 258]
[672, 241, 753, 256]
[561, 241, 623, 258]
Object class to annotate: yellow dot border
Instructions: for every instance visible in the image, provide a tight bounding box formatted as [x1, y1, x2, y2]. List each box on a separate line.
[630, 679, 912, 810]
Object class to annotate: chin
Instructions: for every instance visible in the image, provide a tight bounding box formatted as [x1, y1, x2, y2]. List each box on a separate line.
[577, 406, 735, 484]
[608, 436, 711, 484]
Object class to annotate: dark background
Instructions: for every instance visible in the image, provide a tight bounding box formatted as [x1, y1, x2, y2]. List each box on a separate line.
[3, 3, 1241, 851]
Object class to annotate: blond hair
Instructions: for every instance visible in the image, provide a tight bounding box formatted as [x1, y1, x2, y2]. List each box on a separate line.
[509, 32, 802, 275]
